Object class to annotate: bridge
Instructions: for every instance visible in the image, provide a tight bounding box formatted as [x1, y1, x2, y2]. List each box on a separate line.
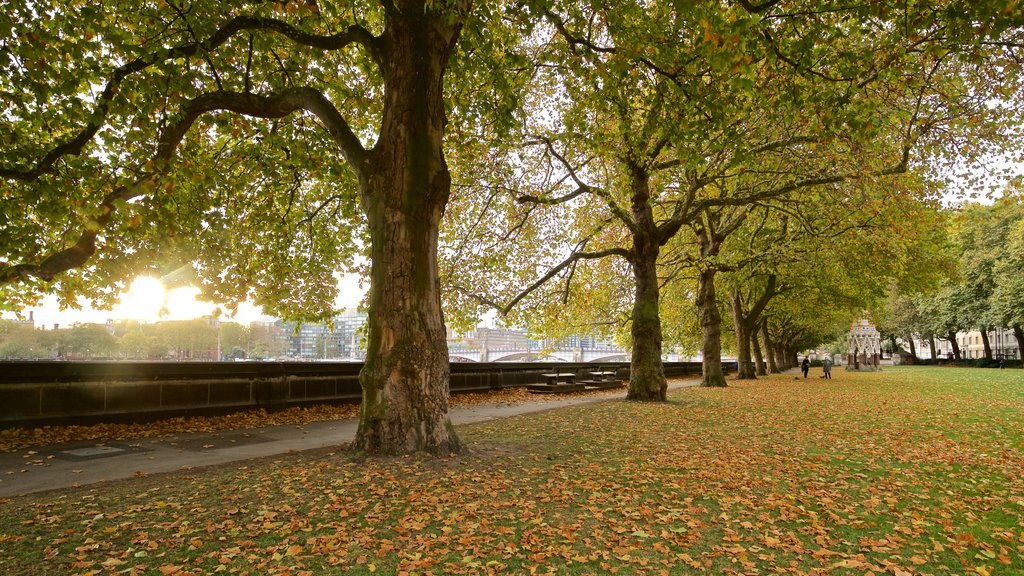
[448, 346, 629, 363]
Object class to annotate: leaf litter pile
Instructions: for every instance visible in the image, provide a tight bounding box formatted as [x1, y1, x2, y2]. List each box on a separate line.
[0, 385, 630, 453]
[1, 367, 1023, 575]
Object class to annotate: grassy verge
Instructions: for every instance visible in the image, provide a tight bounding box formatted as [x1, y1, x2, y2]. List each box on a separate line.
[1, 366, 1022, 575]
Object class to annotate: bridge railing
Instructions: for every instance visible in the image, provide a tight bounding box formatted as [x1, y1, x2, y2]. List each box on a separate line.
[0, 360, 732, 428]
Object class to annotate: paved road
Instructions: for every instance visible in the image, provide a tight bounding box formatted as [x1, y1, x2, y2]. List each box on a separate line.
[0, 379, 699, 498]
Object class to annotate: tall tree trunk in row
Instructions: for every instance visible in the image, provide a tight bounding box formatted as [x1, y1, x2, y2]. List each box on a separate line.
[907, 335, 917, 359]
[751, 330, 767, 376]
[695, 264, 726, 386]
[729, 276, 778, 380]
[981, 327, 993, 361]
[773, 340, 786, 371]
[762, 321, 779, 373]
[694, 230, 727, 387]
[928, 335, 937, 361]
[1013, 325, 1024, 362]
[356, 7, 466, 456]
[627, 164, 667, 401]
[730, 291, 756, 379]
[946, 331, 962, 361]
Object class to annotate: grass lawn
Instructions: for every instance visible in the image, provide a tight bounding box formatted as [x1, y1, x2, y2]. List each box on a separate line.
[1, 366, 1022, 575]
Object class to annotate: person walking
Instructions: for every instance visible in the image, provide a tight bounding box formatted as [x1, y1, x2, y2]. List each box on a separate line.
[822, 356, 833, 379]
[801, 356, 810, 379]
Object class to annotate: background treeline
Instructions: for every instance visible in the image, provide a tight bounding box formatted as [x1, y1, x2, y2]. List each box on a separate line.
[0, 320, 287, 361]
[875, 189, 1024, 364]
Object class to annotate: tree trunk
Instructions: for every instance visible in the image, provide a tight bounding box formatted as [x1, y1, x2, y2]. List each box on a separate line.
[751, 329, 767, 376]
[947, 331, 962, 361]
[355, 9, 464, 456]
[928, 335, 937, 361]
[696, 266, 727, 387]
[773, 340, 786, 371]
[981, 327, 993, 360]
[1013, 325, 1024, 362]
[626, 165, 667, 401]
[730, 291, 756, 379]
[762, 322, 779, 373]
[907, 335, 917, 359]
[627, 247, 667, 401]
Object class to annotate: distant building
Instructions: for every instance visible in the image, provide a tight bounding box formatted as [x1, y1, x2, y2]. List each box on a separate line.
[276, 309, 368, 360]
[912, 328, 1020, 360]
[465, 327, 528, 349]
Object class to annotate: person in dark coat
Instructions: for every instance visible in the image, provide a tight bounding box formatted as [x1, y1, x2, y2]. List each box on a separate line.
[801, 357, 810, 379]
[822, 356, 833, 379]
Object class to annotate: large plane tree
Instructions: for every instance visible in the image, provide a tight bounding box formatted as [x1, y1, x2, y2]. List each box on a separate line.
[0, 0, 506, 455]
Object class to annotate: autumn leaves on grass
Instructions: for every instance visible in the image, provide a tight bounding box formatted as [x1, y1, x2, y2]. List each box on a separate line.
[0, 367, 1022, 575]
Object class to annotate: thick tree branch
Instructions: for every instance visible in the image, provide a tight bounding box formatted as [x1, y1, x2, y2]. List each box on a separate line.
[517, 185, 589, 206]
[523, 136, 638, 234]
[1, 17, 379, 182]
[0, 87, 365, 285]
[455, 246, 630, 316]
[744, 274, 780, 328]
[655, 173, 703, 245]
[158, 88, 367, 176]
[543, 9, 686, 83]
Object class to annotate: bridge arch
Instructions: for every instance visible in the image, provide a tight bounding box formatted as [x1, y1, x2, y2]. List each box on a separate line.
[588, 354, 629, 363]
[491, 352, 568, 362]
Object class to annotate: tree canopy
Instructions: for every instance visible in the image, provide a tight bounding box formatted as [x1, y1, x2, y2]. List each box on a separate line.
[441, 0, 1024, 392]
[2, 0, 1024, 451]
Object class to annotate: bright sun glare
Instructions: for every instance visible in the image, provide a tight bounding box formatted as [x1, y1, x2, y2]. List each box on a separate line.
[16, 274, 350, 327]
[112, 277, 168, 322]
[111, 277, 232, 322]
[109, 276, 274, 323]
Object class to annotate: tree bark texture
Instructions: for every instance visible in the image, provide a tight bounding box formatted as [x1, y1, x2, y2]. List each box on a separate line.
[355, 8, 464, 456]
[772, 341, 785, 371]
[762, 322, 779, 373]
[751, 330, 767, 376]
[730, 291, 755, 379]
[947, 331, 962, 361]
[628, 248, 668, 400]
[1013, 325, 1024, 362]
[788, 346, 798, 368]
[696, 267, 726, 387]
[626, 164, 668, 401]
[981, 328, 993, 360]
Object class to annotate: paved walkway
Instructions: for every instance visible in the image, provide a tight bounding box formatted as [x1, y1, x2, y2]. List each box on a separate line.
[0, 379, 699, 498]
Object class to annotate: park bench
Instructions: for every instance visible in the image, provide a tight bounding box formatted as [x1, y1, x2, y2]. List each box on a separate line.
[578, 370, 624, 390]
[527, 370, 624, 394]
[527, 371, 585, 394]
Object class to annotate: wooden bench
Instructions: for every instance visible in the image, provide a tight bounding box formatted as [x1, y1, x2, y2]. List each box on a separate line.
[527, 372, 585, 394]
[579, 370, 624, 390]
[542, 372, 575, 385]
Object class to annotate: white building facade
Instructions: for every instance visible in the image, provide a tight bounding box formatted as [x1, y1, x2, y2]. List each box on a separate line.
[911, 328, 1020, 360]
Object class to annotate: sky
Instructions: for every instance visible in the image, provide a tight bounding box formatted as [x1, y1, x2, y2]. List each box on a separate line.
[5, 274, 367, 328]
